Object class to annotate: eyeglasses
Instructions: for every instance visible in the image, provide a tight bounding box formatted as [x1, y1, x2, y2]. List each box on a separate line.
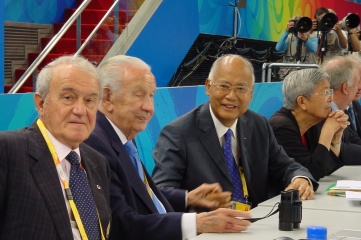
[210, 81, 252, 94]
[311, 88, 334, 97]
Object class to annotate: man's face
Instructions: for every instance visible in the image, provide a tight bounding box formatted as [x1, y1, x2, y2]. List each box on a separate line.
[304, 79, 333, 120]
[205, 57, 254, 127]
[347, 67, 361, 104]
[107, 67, 156, 140]
[35, 64, 100, 149]
[353, 67, 361, 101]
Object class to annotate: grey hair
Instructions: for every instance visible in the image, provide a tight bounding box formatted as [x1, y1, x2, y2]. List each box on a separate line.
[97, 55, 151, 94]
[36, 55, 100, 99]
[208, 54, 255, 84]
[320, 55, 358, 90]
[283, 68, 330, 110]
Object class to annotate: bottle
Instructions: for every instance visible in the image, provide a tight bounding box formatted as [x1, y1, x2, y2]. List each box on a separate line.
[307, 226, 327, 240]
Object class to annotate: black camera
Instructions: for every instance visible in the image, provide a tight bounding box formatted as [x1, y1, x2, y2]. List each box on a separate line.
[278, 189, 302, 231]
[317, 12, 338, 31]
[289, 17, 313, 34]
[341, 13, 360, 31]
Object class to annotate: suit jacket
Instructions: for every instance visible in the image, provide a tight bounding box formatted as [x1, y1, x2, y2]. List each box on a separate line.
[85, 111, 185, 240]
[329, 101, 361, 165]
[269, 107, 344, 181]
[152, 103, 318, 207]
[351, 101, 361, 138]
[0, 122, 111, 240]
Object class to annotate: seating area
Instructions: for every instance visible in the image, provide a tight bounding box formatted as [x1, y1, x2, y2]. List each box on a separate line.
[5, 0, 139, 93]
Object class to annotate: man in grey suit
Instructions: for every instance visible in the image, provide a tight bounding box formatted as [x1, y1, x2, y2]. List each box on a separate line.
[0, 55, 111, 239]
[152, 54, 318, 208]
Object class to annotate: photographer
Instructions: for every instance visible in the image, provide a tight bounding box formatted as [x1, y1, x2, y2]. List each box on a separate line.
[275, 15, 318, 79]
[312, 8, 348, 63]
[347, 27, 361, 53]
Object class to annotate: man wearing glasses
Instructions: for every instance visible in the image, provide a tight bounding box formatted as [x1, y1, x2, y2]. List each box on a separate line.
[152, 54, 317, 209]
[270, 68, 348, 182]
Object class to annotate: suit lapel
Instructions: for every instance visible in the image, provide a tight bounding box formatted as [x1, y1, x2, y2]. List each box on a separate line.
[97, 112, 159, 213]
[28, 123, 73, 240]
[237, 111, 259, 203]
[198, 103, 232, 184]
[237, 112, 252, 185]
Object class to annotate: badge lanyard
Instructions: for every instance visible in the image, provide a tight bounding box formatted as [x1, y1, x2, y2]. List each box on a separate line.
[37, 119, 105, 240]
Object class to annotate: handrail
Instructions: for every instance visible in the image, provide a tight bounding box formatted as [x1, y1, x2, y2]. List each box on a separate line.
[75, 0, 121, 56]
[264, 63, 319, 83]
[8, 0, 92, 94]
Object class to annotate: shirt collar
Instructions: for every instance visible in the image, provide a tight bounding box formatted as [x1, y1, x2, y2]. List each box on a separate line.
[46, 129, 80, 163]
[331, 101, 340, 111]
[106, 117, 128, 145]
[209, 105, 238, 142]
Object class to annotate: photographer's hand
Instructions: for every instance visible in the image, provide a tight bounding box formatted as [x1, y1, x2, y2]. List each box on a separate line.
[286, 18, 295, 32]
[285, 178, 314, 200]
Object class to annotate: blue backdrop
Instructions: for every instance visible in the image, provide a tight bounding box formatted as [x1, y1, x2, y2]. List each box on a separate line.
[0, 82, 283, 172]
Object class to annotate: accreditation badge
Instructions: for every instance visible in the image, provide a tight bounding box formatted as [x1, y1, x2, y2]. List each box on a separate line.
[232, 201, 251, 211]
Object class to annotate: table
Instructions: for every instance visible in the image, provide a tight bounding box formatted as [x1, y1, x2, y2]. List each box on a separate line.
[259, 166, 361, 213]
[190, 166, 361, 240]
[190, 206, 361, 240]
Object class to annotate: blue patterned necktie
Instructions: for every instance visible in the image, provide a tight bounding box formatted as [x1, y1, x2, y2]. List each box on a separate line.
[223, 129, 244, 201]
[124, 141, 166, 214]
[66, 151, 100, 240]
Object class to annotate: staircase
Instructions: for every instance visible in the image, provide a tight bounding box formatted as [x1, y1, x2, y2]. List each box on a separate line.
[6, 0, 141, 93]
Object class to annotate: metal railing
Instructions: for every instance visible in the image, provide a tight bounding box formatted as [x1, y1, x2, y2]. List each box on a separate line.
[261, 62, 319, 83]
[8, 0, 92, 94]
[75, 0, 121, 57]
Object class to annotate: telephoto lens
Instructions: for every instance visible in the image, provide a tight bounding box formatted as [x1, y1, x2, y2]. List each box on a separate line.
[278, 189, 302, 231]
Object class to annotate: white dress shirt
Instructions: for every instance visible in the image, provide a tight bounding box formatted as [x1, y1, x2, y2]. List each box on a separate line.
[47, 130, 82, 240]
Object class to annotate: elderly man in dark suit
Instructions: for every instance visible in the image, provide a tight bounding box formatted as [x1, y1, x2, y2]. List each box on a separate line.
[85, 55, 252, 240]
[0, 55, 111, 239]
[152, 54, 318, 208]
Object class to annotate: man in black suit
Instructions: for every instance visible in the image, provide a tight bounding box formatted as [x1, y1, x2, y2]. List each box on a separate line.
[85, 55, 252, 240]
[152, 54, 318, 208]
[0, 56, 111, 239]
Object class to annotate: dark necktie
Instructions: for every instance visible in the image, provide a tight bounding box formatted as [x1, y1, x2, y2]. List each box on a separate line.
[66, 151, 100, 240]
[124, 141, 166, 214]
[223, 129, 243, 201]
[346, 105, 357, 132]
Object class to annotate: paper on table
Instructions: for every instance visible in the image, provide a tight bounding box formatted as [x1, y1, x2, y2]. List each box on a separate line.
[327, 180, 361, 197]
[335, 180, 361, 190]
[345, 191, 361, 200]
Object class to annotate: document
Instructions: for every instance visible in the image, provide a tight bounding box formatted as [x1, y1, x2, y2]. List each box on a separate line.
[327, 180, 361, 197]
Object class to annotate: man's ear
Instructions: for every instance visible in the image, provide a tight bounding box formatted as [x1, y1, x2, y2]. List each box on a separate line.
[101, 87, 113, 112]
[34, 93, 45, 117]
[341, 81, 349, 95]
[205, 79, 211, 96]
[296, 95, 307, 111]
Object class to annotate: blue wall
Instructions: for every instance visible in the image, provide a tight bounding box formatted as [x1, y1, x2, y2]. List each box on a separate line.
[4, 0, 75, 23]
[127, 0, 200, 87]
[0, 82, 283, 172]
